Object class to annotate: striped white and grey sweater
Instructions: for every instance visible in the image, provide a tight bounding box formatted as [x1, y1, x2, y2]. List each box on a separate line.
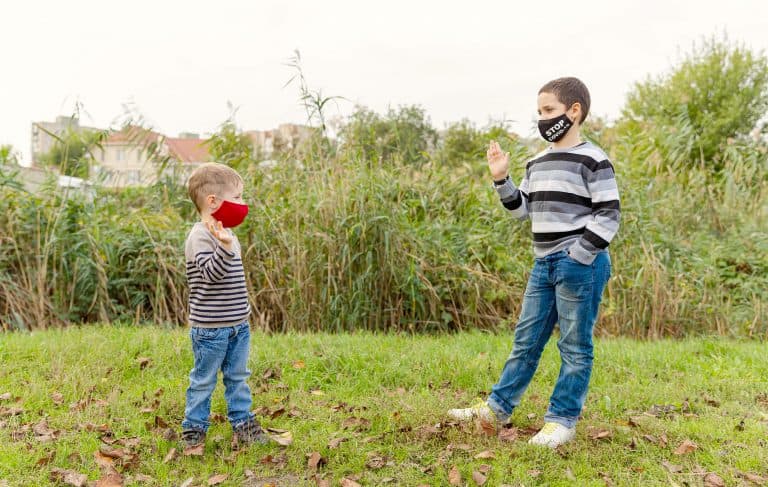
[185, 222, 250, 327]
[494, 141, 620, 265]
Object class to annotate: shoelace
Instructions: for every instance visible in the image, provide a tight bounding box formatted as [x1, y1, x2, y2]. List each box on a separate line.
[183, 430, 204, 442]
[237, 420, 263, 437]
[471, 401, 488, 412]
[539, 422, 560, 435]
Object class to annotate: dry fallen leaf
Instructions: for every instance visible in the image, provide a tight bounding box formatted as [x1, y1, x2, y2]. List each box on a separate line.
[498, 426, 519, 442]
[179, 478, 194, 487]
[266, 428, 293, 446]
[183, 443, 204, 456]
[307, 451, 325, 472]
[163, 448, 177, 464]
[36, 451, 55, 466]
[599, 471, 615, 486]
[207, 473, 228, 485]
[0, 406, 23, 417]
[50, 468, 88, 487]
[659, 433, 669, 448]
[736, 470, 768, 485]
[342, 416, 371, 431]
[33, 419, 59, 442]
[328, 437, 348, 449]
[51, 392, 64, 405]
[702, 395, 721, 407]
[474, 450, 495, 460]
[704, 473, 725, 487]
[340, 479, 361, 487]
[472, 470, 488, 486]
[589, 428, 613, 441]
[136, 357, 151, 370]
[292, 360, 306, 369]
[94, 450, 115, 470]
[628, 416, 643, 427]
[366, 453, 388, 470]
[661, 460, 684, 473]
[95, 471, 124, 487]
[673, 439, 698, 455]
[478, 419, 495, 436]
[448, 465, 462, 486]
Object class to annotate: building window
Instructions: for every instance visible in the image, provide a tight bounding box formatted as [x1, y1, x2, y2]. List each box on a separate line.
[126, 170, 141, 185]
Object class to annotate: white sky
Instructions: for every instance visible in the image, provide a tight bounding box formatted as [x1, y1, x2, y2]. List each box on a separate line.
[2, 0, 767, 165]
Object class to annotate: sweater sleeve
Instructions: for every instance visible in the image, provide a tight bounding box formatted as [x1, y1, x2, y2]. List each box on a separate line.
[494, 173, 530, 220]
[568, 160, 621, 265]
[186, 229, 238, 283]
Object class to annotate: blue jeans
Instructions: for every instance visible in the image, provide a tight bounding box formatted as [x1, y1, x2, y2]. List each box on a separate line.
[182, 322, 254, 431]
[487, 250, 611, 428]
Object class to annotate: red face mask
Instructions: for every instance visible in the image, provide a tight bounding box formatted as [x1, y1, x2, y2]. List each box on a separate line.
[211, 200, 249, 228]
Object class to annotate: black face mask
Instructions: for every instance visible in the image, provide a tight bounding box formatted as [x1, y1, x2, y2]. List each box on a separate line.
[538, 112, 573, 143]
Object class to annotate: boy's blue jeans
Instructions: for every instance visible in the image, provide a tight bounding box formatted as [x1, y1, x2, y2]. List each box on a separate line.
[487, 250, 611, 428]
[182, 322, 254, 431]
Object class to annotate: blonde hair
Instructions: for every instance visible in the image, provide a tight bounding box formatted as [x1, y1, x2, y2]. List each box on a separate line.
[187, 163, 243, 212]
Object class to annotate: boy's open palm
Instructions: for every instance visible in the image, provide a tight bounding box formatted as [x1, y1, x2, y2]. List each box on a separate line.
[206, 220, 233, 250]
[487, 140, 509, 180]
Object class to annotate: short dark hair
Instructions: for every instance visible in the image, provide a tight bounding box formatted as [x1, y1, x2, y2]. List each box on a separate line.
[538, 77, 591, 124]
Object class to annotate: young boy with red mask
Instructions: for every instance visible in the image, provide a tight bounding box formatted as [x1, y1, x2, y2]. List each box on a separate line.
[181, 162, 267, 448]
[448, 77, 620, 448]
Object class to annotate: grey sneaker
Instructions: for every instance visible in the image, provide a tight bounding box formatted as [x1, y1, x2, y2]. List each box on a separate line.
[181, 428, 206, 448]
[233, 418, 269, 446]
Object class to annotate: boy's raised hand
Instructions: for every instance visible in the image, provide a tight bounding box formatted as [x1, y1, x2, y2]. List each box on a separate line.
[206, 220, 233, 250]
[487, 140, 509, 181]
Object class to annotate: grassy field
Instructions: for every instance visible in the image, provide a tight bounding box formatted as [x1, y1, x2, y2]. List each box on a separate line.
[1, 326, 767, 486]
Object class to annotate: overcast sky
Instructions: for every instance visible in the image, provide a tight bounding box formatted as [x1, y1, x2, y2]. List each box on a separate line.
[2, 0, 767, 164]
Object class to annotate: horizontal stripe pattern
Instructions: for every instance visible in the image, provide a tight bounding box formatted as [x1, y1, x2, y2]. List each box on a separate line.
[494, 141, 620, 261]
[185, 222, 250, 327]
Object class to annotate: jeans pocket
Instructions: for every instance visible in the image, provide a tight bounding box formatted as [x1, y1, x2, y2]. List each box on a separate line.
[559, 256, 595, 301]
[565, 248, 590, 267]
[193, 327, 220, 340]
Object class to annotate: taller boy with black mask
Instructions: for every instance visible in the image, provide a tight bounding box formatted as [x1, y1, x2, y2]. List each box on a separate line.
[448, 77, 621, 448]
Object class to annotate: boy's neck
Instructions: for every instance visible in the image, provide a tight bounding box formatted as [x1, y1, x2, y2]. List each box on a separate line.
[552, 125, 583, 150]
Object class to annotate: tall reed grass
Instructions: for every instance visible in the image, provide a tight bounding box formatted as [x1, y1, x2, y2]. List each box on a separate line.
[1, 125, 765, 337]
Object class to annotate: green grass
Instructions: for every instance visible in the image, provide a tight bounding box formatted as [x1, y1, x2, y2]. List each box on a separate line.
[1, 327, 767, 486]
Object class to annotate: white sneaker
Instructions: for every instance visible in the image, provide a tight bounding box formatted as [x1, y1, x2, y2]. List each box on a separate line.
[528, 422, 576, 448]
[447, 400, 497, 423]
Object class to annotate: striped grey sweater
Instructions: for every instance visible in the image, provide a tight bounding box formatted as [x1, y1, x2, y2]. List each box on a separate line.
[185, 222, 250, 327]
[494, 141, 620, 265]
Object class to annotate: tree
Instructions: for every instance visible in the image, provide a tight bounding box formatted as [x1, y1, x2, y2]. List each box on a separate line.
[339, 105, 438, 166]
[0, 145, 19, 166]
[206, 119, 254, 173]
[621, 35, 768, 170]
[440, 119, 483, 165]
[37, 128, 105, 178]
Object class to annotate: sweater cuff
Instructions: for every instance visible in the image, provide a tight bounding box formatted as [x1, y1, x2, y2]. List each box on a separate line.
[567, 240, 596, 265]
[493, 178, 518, 200]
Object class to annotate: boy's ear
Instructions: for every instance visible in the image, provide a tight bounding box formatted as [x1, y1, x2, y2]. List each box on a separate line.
[569, 102, 582, 124]
[205, 194, 217, 208]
